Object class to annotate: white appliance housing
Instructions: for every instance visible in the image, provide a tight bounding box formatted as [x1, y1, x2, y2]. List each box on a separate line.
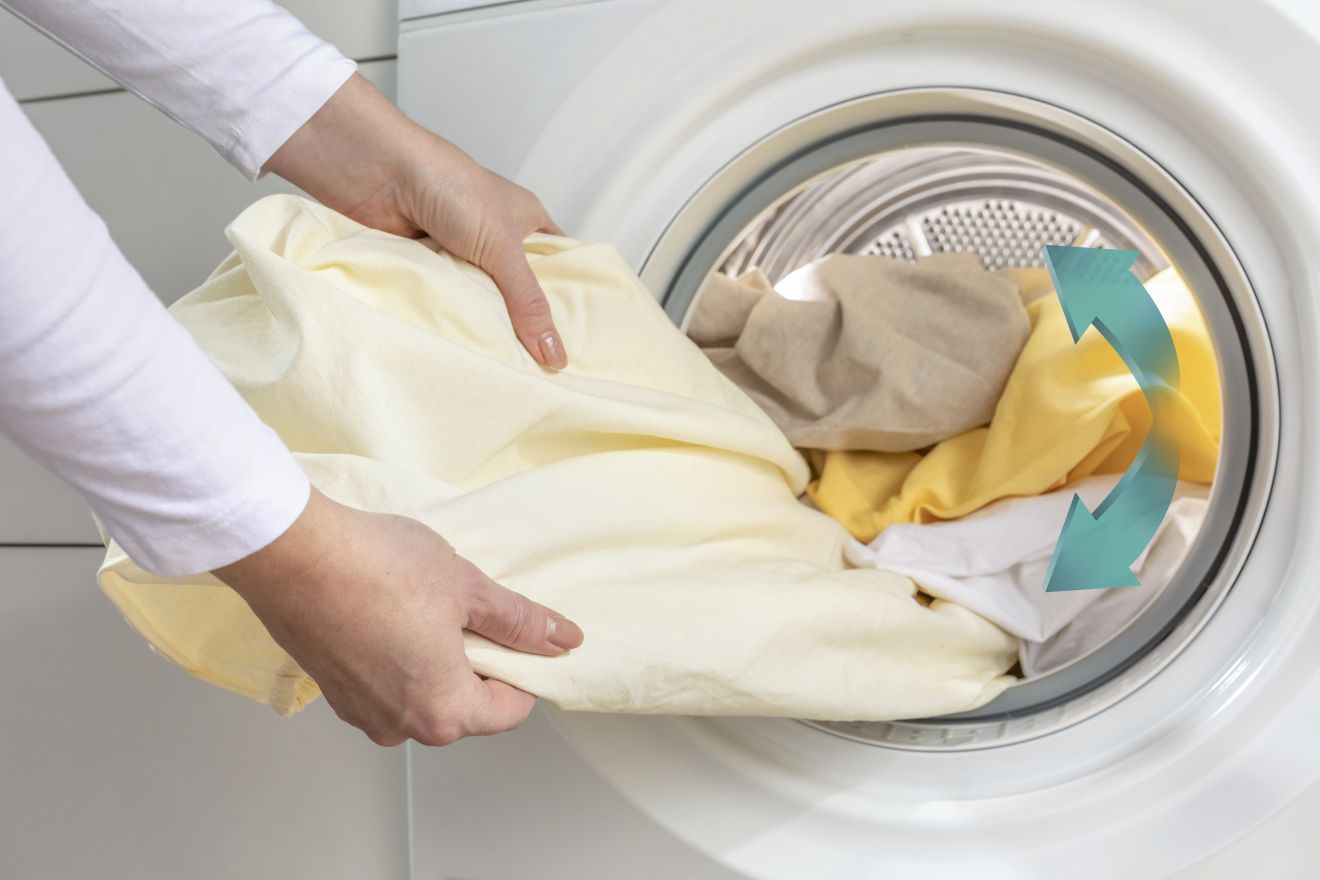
[399, 1, 1320, 877]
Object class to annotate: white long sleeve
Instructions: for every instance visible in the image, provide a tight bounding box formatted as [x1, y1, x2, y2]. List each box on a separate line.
[0, 4, 357, 573]
[1, 0, 357, 178]
[0, 0, 361, 576]
[0, 80, 312, 576]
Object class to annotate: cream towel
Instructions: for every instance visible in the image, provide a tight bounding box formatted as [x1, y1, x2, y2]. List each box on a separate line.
[97, 195, 1018, 720]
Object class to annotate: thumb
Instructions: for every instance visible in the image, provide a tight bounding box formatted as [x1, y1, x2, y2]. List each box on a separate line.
[486, 240, 568, 370]
[464, 574, 584, 655]
[457, 676, 538, 737]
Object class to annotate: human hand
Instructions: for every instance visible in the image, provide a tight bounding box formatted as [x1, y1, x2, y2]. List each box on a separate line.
[213, 489, 584, 746]
[264, 74, 568, 368]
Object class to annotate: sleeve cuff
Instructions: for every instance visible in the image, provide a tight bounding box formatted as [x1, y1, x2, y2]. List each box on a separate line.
[226, 52, 358, 181]
[109, 442, 312, 578]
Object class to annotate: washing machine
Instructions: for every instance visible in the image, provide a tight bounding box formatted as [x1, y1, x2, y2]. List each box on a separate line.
[397, 1, 1320, 876]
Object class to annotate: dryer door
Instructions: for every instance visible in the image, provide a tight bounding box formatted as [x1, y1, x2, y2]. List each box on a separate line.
[406, 0, 1320, 876]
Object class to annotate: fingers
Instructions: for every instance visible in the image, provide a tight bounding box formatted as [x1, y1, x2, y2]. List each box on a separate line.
[486, 244, 568, 370]
[464, 572, 585, 655]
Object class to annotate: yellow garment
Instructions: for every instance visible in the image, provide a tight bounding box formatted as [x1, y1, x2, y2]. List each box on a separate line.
[808, 266, 1221, 542]
[97, 196, 1018, 720]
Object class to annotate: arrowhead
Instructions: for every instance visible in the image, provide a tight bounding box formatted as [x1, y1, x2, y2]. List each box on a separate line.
[1043, 494, 1141, 592]
[1043, 245, 1141, 344]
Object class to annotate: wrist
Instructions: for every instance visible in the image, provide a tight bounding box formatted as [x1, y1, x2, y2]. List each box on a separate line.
[213, 488, 337, 607]
[263, 74, 422, 235]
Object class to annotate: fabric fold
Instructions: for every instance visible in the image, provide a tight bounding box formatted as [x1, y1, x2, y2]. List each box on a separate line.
[843, 474, 1210, 676]
[807, 265, 1221, 542]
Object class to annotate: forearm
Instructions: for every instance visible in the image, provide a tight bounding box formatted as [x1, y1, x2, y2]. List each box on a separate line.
[0, 82, 309, 576]
[0, 0, 355, 178]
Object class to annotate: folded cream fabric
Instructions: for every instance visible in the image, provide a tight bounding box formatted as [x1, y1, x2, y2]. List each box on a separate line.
[96, 195, 1019, 720]
[688, 252, 1031, 452]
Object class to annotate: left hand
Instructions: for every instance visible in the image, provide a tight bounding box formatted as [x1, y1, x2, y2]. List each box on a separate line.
[265, 74, 568, 368]
[214, 488, 585, 747]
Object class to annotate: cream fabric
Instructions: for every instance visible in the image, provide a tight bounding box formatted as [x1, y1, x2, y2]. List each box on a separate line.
[97, 195, 1018, 720]
[688, 253, 1030, 452]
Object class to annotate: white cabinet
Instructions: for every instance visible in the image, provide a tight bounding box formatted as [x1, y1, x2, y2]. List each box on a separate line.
[0, 435, 99, 544]
[0, 547, 408, 880]
[400, 0, 516, 18]
[18, 59, 391, 302]
[0, 1, 400, 101]
[20, 58, 396, 308]
[0, 60, 394, 544]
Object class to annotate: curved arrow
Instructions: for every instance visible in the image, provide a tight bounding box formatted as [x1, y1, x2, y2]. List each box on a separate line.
[1041, 245, 1181, 592]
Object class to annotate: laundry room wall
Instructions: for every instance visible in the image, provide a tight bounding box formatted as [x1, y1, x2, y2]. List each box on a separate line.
[0, 4, 411, 878]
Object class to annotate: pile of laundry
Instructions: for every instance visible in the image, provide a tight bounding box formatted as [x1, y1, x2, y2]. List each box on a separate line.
[687, 250, 1220, 676]
[95, 195, 1219, 722]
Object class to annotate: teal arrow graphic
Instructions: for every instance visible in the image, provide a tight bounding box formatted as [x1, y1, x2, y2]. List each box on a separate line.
[1041, 245, 1181, 592]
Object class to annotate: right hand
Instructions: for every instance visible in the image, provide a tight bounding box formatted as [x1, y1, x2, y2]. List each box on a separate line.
[264, 73, 570, 369]
[213, 488, 584, 746]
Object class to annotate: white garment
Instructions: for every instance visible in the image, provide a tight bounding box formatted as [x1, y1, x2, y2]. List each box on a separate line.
[1, 1, 356, 179]
[844, 475, 1210, 676]
[0, 1, 353, 574]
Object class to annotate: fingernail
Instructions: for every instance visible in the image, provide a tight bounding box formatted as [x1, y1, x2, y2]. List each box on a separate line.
[538, 331, 568, 370]
[546, 613, 584, 651]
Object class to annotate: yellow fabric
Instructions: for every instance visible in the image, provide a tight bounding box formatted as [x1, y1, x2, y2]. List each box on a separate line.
[807, 267, 1221, 542]
[97, 196, 1018, 720]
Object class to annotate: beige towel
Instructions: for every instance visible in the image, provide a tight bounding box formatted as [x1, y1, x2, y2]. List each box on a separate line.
[689, 253, 1031, 452]
[96, 196, 1018, 721]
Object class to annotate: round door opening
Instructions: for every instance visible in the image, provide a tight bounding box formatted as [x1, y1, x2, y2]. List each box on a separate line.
[646, 90, 1274, 750]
